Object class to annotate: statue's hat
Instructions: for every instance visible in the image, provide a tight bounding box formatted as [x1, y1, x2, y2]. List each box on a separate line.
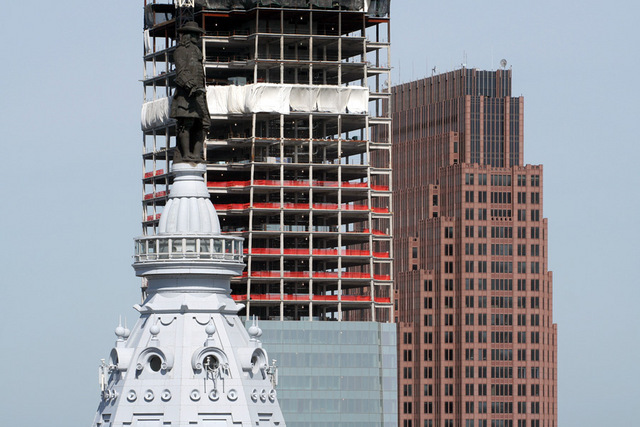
[177, 21, 205, 34]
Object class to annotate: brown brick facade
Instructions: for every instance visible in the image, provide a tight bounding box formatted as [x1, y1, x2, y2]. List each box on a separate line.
[393, 69, 557, 427]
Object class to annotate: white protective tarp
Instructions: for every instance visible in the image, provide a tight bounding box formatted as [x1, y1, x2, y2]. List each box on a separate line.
[245, 84, 291, 114]
[226, 85, 246, 114]
[143, 30, 152, 55]
[289, 86, 317, 112]
[207, 85, 229, 115]
[344, 86, 369, 114]
[141, 84, 369, 128]
[141, 97, 171, 130]
[316, 86, 343, 113]
[211, 83, 368, 115]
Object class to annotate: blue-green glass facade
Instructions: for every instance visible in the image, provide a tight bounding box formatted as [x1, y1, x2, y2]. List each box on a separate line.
[248, 321, 398, 427]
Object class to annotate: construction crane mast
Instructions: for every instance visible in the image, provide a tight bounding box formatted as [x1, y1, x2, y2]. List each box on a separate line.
[175, 0, 195, 28]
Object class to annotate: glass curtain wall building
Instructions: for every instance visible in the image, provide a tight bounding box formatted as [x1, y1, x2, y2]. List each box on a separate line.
[248, 320, 398, 427]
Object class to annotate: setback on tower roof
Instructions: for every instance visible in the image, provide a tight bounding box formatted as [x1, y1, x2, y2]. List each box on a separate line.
[143, 0, 388, 17]
[367, 0, 389, 16]
[307, 0, 332, 7]
[281, 0, 312, 7]
[340, 0, 365, 9]
[196, 0, 245, 9]
[189, 0, 386, 15]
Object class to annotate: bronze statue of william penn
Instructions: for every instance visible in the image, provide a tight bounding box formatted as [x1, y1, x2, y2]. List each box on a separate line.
[170, 21, 210, 163]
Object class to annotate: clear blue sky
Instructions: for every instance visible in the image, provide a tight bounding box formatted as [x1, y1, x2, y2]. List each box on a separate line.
[0, 1, 638, 425]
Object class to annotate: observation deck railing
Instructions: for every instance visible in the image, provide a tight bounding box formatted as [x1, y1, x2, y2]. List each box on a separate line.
[134, 235, 244, 263]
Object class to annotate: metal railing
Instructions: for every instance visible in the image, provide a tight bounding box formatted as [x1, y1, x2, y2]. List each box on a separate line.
[134, 236, 244, 262]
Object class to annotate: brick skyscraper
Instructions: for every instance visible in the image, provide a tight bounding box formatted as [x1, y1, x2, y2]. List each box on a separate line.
[392, 69, 557, 427]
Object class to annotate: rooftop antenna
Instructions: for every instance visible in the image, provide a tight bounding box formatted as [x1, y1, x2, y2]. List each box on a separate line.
[462, 51, 467, 68]
[500, 59, 508, 69]
[431, 66, 437, 76]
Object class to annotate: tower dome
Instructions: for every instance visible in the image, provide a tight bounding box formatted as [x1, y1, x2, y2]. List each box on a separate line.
[132, 164, 243, 281]
[157, 163, 221, 235]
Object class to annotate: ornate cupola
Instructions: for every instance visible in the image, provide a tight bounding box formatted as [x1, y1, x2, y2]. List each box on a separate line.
[92, 163, 286, 427]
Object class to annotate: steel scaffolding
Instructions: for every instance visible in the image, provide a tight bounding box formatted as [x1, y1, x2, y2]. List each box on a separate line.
[141, 0, 392, 322]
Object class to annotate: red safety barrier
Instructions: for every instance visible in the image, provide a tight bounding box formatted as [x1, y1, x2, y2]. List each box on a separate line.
[283, 203, 311, 210]
[341, 295, 371, 301]
[250, 294, 281, 301]
[313, 249, 338, 256]
[256, 179, 282, 186]
[312, 295, 339, 301]
[214, 203, 250, 210]
[342, 204, 369, 211]
[246, 248, 280, 255]
[288, 249, 310, 255]
[144, 191, 167, 200]
[144, 170, 165, 178]
[237, 293, 389, 304]
[314, 181, 339, 187]
[342, 272, 372, 279]
[312, 203, 339, 210]
[287, 180, 310, 187]
[253, 202, 280, 209]
[206, 180, 379, 191]
[251, 271, 280, 278]
[240, 271, 390, 280]
[344, 250, 370, 256]
[362, 229, 387, 236]
[243, 271, 313, 278]
[313, 272, 339, 278]
[372, 207, 390, 213]
[208, 181, 250, 188]
[284, 271, 309, 278]
[283, 294, 310, 301]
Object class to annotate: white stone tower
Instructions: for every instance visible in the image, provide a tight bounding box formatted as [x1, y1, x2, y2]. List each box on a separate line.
[92, 163, 286, 426]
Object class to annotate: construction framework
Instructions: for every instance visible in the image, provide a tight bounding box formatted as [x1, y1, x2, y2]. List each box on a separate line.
[140, 0, 393, 323]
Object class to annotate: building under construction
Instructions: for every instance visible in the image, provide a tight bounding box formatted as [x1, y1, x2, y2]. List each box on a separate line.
[142, 0, 393, 323]
[139, 1, 396, 425]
